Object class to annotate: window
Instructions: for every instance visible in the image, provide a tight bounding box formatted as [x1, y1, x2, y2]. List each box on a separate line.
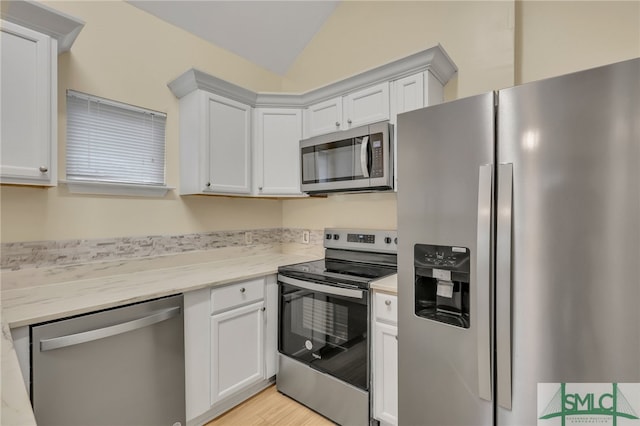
[65, 90, 170, 196]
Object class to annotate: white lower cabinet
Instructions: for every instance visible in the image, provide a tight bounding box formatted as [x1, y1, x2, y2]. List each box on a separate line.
[210, 301, 265, 404]
[184, 276, 278, 424]
[373, 292, 398, 426]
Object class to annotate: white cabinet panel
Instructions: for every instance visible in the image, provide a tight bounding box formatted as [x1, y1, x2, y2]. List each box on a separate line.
[184, 288, 212, 421]
[178, 90, 251, 195]
[210, 301, 265, 404]
[305, 83, 390, 138]
[207, 93, 252, 194]
[264, 276, 279, 378]
[210, 278, 264, 314]
[304, 97, 342, 137]
[255, 108, 303, 195]
[344, 82, 390, 129]
[392, 73, 425, 122]
[0, 20, 55, 186]
[373, 321, 398, 426]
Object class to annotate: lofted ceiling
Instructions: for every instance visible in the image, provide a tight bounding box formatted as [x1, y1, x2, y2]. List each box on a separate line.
[127, 1, 340, 76]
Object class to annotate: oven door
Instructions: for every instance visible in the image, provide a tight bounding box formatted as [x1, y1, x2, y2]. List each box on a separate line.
[278, 275, 369, 390]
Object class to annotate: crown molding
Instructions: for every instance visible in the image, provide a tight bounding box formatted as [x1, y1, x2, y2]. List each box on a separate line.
[168, 44, 458, 108]
[1, 0, 84, 53]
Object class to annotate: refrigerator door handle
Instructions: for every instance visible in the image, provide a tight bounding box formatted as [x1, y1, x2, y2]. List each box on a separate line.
[496, 162, 514, 410]
[477, 164, 493, 402]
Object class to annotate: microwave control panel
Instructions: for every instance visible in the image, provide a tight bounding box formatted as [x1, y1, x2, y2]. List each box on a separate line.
[370, 133, 384, 178]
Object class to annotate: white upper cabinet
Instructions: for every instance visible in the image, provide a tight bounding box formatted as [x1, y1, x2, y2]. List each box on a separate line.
[304, 82, 390, 138]
[168, 45, 457, 196]
[303, 97, 343, 137]
[207, 93, 252, 194]
[391, 73, 425, 121]
[1, 21, 55, 185]
[0, 5, 83, 187]
[178, 90, 252, 195]
[343, 82, 390, 130]
[254, 108, 303, 196]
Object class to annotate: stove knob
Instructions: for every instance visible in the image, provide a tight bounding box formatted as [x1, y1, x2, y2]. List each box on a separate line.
[326, 233, 332, 240]
[394, 237, 398, 244]
[333, 234, 340, 240]
[384, 237, 392, 244]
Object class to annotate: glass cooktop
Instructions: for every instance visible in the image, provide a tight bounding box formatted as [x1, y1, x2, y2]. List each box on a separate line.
[278, 258, 397, 289]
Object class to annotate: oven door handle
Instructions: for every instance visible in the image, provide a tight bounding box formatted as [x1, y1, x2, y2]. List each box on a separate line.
[278, 275, 364, 299]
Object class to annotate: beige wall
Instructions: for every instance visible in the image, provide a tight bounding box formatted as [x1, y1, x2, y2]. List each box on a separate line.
[516, 1, 640, 84]
[282, 1, 516, 99]
[2, 1, 638, 242]
[1, 1, 284, 242]
[282, 0, 640, 232]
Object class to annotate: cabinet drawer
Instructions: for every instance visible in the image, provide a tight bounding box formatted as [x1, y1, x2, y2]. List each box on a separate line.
[211, 278, 264, 314]
[375, 292, 398, 324]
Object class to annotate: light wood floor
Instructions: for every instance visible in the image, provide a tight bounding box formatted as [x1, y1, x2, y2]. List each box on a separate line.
[206, 385, 336, 426]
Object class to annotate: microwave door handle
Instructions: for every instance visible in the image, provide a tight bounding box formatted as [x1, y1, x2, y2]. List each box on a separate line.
[360, 136, 370, 178]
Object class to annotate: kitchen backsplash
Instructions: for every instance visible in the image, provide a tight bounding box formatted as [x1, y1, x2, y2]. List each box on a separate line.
[1, 228, 324, 271]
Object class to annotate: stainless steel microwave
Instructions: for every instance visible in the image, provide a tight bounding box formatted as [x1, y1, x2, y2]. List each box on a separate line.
[300, 121, 393, 194]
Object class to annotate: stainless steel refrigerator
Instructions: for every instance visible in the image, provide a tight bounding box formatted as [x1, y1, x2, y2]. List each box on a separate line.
[397, 58, 639, 425]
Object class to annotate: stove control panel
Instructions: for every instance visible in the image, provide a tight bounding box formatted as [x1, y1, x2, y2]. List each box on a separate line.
[324, 228, 397, 253]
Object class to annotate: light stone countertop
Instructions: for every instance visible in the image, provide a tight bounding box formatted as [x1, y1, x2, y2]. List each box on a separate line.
[370, 273, 398, 294]
[1, 247, 320, 426]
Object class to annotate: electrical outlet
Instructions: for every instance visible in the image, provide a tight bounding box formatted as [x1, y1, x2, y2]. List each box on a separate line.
[302, 230, 310, 244]
[244, 231, 252, 244]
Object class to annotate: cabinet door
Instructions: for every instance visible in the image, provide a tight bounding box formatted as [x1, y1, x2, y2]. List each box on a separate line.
[304, 97, 342, 137]
[392, 73, 425, 122]
[1, 20, 55, 185]
[206, 93, 252, 194]
[374, 321, 398, 425]
[255, 108, 302, 195]
[343, 82, 390, 129]
[210, 301, 265, 404]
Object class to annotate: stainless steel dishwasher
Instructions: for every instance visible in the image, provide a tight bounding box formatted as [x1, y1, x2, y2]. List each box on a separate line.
[31, 294, 185, 426]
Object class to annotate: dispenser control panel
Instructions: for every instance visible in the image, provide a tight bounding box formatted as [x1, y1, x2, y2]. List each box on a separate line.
[415, 245, 470, 271]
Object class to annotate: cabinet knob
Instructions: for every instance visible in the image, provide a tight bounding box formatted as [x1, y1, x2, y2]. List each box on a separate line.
[347, 119, 352, 125]
[385, 300, 392, 306]
[335, 121, 340, 127]
[206, 182, 211, 187]
[240, 287, 246, 293]
[39, 166, 48, 173]
[258, 186, 263, 191]
[261, 307, 266, 312]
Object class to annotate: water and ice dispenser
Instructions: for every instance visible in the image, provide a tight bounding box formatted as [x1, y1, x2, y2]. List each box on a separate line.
[414, 244, 470, 328]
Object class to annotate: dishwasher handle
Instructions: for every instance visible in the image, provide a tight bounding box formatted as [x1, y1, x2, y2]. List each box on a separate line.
[39, 306, 181, 352]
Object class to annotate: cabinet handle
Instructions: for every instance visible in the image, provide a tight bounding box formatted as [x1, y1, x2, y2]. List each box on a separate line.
[240, 287, 246, 293]
[385, 300, 392, 306]
[347, 119, 352, 125]
[335, 121, 340, 127]
[206, 182, 211, 187]
[39, 166, 48, 173]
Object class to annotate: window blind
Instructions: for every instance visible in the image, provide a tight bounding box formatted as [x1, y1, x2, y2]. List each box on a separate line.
[66, 90, 166, 186]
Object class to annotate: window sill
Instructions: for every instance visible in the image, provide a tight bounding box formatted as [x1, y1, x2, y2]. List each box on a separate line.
[61, 180, 174, 197]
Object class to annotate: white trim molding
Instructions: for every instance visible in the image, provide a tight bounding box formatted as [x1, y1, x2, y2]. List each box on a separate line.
[0, 0, 85, 53]
[167, 44, 458, 107]
[61, 180, 174, 198]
